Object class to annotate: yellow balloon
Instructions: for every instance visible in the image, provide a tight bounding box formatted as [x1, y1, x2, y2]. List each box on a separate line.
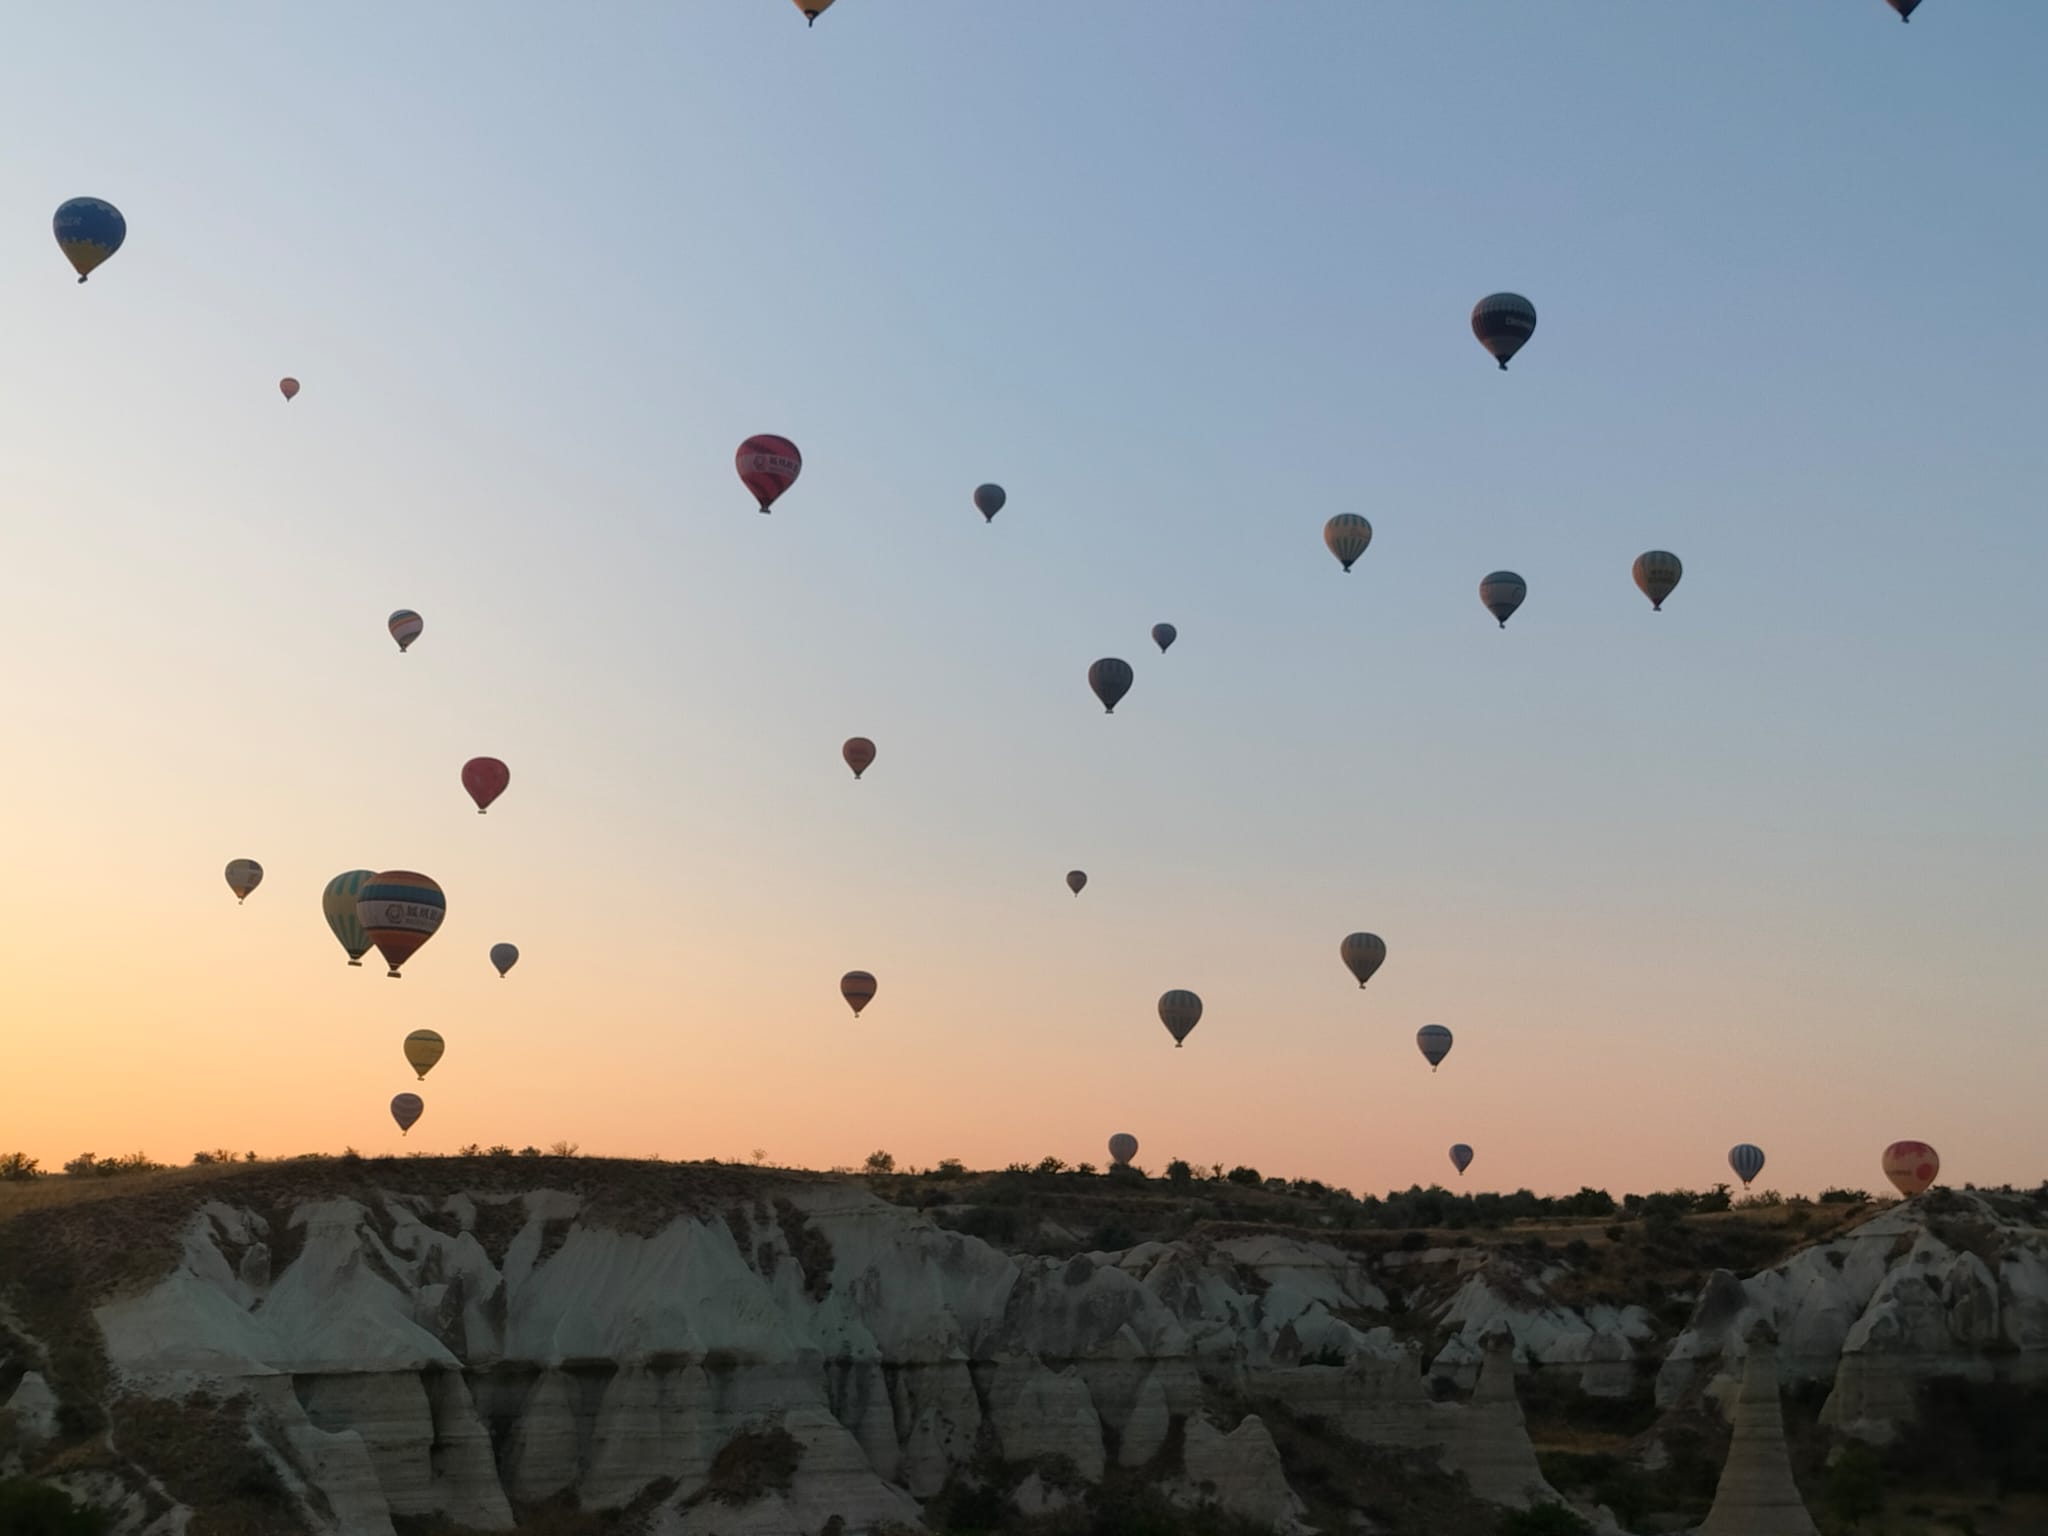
[403, 1029, 445, 1080]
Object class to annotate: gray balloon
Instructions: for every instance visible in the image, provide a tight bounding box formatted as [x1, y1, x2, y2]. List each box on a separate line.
[1479, 571, 1526, 628]
[1108, 1133, 1139, 1167]
[974, 484, 1007, 522]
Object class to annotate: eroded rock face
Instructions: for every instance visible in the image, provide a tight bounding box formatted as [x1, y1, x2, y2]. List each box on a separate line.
[89, 1179, 1559, 1534]
[1696, 1324, 1819, 1536]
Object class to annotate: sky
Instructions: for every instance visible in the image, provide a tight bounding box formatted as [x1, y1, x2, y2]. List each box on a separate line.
[1, 2, 2044, 1198]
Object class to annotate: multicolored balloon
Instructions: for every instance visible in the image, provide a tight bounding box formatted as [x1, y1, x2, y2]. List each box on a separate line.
[404, 1030, 445, 1080]
[1883, 1140, 1940, 1198]
[54, 198, 125, 283]
[1340, 932, 1386, 989]
[1067, 870, 1088, 896]
[1449, 1144, 1474, 1177]
[1152, 623, 1177, 654]
[1728, 1143, 1766, 1189]
[359, 871, 445, 978]
[1089, 658, 1134, 714]
[1416, 1024, 1453, 1071]
[1471, 293, 1537, 370]
[737, 434, 801, 513]
[490, 942, 519, 978]
[388, 610, 423, 654]
[794, 0, 835, 23]
[224, 859, 263, 904]
[975, 484, 1006, 523]
[1479, 572, 1527, 628]
[279, 377, 300, 402]
[1633, 551, 1683, 611]
[1159, 989, 1202, 1048]
[323, 870, 375, 966]
[1324, 514, 1373, 573]
[841, 970, 877, 1017]
[390, 1093, 424, 1135]
[843, 737, 876, 780]
[1108, 1133, 1139, 1168]
[462, 757, 510, 814]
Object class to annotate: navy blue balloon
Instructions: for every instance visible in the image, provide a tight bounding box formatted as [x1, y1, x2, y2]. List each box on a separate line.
[54, 197, 126, 283]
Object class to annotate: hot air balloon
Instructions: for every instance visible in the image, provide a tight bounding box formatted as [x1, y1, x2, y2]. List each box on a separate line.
[54, 198, 125, 283]
[404, 1030, 445, 1080]
[388, 610, 423, 654]
[1887, 0, 1921, 20]
[975, 484, 1006, 522]
[1340, 933, 1386, 989]
[359, 871, 445, 978]
[1152, 623, 1177, 653]
[1089, 658, 1133, 714]
[1449, 1144, 1474, 1177]
[1108, 1133, 1139, 1168]
[279, 377, 300, 402]
[737, 434, 801, 513]
[1159, 990, 1202, 1048]
[490, 942, 519, 978]
[1633, 551, 1683, 611]
[224, 859, 263, 904]
[1323, 514, 1373, 573]
[843, 737, 876, 780]
[323, 870, 375, 966]
[841, 970, 877, 1017]
[1480, 571, 1526, 628]
[463, 757, 510, 813]
[1728, 1143, 1767, 1189]
[1472, 293, 1537, 370]
[390, 1093, 424, 1135]
[794, 0, 835, 24]
[1066, 870, 1088, 896]
[1882, 1140, 1940, 1198]
[1416, 1025, 1453, 1071]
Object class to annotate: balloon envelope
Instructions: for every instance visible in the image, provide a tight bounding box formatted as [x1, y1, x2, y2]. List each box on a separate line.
[279, 377, 300, 401]
[1066, 870, 1087, 896]
[1471, 292, 1537, 369]
[843, 737, 876, 780]
[404, 1030, 445, 1080]
[794, 0, 835, 22]
[323, 870, 375, 965]
[1416, 1025, 1454, 1071]
[388, 610, 423, 653]
[841, 970, 877, 1016]
[54, 197, 125, 282]
[1158, 989, 1202, 1048]
[390, 1093, 424, 1135]
[490, 942, 519, 978]
[462, 757, 510, 813]
[1633, 551, 1683, 611]
[1152, 623, 1177, 653]
[1883, 1140, 1940, 1198]
[1340, 932, 1386, 988]
[1108, 1134, 1139, 1167]
[974, 484, 1006, 521]
[1728, 1143, 1766, 1189]
[359, 871, 446, 978]
[737, 434, 801, 512]
[1887, 0, 1921, 18]
[1323, 514, 1372, 573]
[1089, 658, 1134, 714]
[1450, 1144, 1474, 1176]
[224, 859, 263, 903]
[1480, 571, 1527, 628]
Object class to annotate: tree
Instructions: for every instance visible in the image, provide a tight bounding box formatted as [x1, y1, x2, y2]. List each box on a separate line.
[863, 1150, 895, 1175]
[933, 1158, 966, 1179]
[1166, 1158, 1193, 1187]
[0, 1479, 112, 1534]
[1034, 1155, 1067, 1175]
[1825, 1442, 1885, 1529]
[0, 1152, 40, 1181]
[1226, 1165, 1262, 1186]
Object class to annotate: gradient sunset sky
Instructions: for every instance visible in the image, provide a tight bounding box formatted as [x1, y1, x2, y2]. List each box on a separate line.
[3, 3, 2043, 1197]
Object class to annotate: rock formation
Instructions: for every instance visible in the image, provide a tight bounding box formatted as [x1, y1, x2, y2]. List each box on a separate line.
[1696, 1322, 1819, 1536]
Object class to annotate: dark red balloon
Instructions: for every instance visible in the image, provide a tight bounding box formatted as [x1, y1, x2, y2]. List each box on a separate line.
[843, 737, 876, 780]
[737, 434, 802, 513]
[462, 756, 510, 814]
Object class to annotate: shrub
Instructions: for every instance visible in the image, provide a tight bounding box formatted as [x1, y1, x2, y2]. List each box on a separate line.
[517, 1146, 543, 1157]
[932, 1158, 966, 1178]
[0, 1479, 111, 1534]
[1226, 1165, 1263, 1186]
[701, 1424, 803, 1506]
[1166, 1158, 1194, 1187]
[1737, 1188, 1786, 1208]
[863, 1150, 896, 1175]
[1820, 1187, 1872, 1205]
[1075, 1162, 1096, 1176]
[1498, 1504, 1592, 1535]
[1034, 1155, 1068, 1175]
[549, 1141, 580, 1157]
[1694, 1183, 1733, 1214]
[0, 1152, 40, 1181]
[1826, 1441, 1886, 1527]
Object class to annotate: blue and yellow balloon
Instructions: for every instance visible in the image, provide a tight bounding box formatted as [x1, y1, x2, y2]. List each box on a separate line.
[54, 198, 126, 284]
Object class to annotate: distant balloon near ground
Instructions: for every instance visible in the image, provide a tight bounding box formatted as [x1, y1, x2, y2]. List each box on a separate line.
[1152, 623, 1176, 653]
[841, 970, 877, 1017]
[974, 484, 1006, 523]
[390, 1093, 424, 1135]
[1158, 990, 1202, 1048]
[1067, 870, 1087, 896]
[54, 197, 125, 283]
[224, 859, 263, 904]
[388, 610, 423, 654]
[359, 871, 445, 978]
[404, 1030, 445, 1080]
[737, 434, 802, 512]
[1471, 292, 1536, 370]
[1883, 1140, 1940, 1198]
[1416, 1025, 1453, 1071]
[1323, 514, 1372, 573]
[490, 943, 519, 978]
[323, 870, 375, 965]
[1728, 1143, 1766, 1189]
[279, 377, 300, 402]
[1089, 658, 1134, 714]
[1479, 571, 1526, 628]
[1108, 1134, 1139, 1168]
[1340, 932, 1386, 988]
[1450, 1144, 1474, 1177]
[843, 737, 876, 780]
[1632, 551, 1683, 611]
[463, 757, 510, 813]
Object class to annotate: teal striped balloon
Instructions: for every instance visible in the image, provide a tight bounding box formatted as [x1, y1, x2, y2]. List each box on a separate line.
[323, 870, 375, 966]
